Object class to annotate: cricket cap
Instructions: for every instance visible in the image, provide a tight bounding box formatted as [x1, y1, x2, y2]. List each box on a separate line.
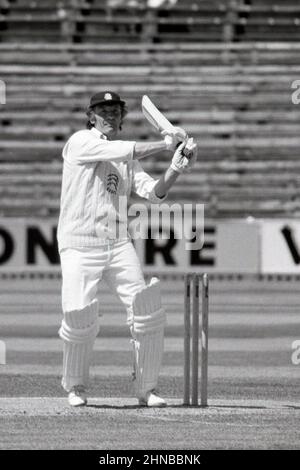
[89, 91, 126, 108]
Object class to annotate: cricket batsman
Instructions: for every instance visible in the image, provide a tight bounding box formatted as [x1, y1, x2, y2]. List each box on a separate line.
[57, 91, 197, 407]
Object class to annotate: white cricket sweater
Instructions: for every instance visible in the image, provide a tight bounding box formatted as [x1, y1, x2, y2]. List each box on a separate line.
[57, 127, 164, 251]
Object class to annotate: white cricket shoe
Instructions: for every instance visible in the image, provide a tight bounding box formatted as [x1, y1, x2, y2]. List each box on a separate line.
[68, 386, 87, 407]
[138, 390, 167, 408]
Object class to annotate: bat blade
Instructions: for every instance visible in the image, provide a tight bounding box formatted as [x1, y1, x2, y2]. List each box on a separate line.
[142, 95, 175, 133]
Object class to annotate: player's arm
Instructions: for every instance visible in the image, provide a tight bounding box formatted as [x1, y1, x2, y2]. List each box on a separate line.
[64, 130, 135, 164]
[154, 139, 198, 199]
[153, 166, 180, 199]
[133, 141, 167, 160]
[131, 140, 197, 202]
[133, 126, 187, 160]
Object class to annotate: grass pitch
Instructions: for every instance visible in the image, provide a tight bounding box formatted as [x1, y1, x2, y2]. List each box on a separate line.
[0, 276, 300, 449]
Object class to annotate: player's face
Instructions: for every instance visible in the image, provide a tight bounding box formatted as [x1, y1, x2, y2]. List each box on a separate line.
[93, 103, 122, 138]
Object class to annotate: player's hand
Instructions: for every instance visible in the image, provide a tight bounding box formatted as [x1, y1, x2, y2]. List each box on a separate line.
[183, 137, 198, 173]
[162, 127, 187, 151]
[170, 138, 198, 174]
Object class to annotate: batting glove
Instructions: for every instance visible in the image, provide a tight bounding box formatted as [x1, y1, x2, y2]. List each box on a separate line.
[170, 138, 198, 174]
[182, 137, 198, 173]
[162, 127, 187, 151]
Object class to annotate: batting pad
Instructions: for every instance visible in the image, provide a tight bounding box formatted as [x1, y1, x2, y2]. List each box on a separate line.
[129, 278, 166, 398]
[59, 299, 100, 392]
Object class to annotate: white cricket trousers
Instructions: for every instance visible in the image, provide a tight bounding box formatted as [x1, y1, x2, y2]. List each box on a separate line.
[60, 240, 146, 313]
[59, 239, 146, 391]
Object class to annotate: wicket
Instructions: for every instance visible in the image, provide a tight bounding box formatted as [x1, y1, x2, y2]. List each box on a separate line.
[184, 273, 209, 406]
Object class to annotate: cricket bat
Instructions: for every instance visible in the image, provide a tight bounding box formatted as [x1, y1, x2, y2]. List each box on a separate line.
[142, 95, 177, 134]
[142, 95, 192, 156]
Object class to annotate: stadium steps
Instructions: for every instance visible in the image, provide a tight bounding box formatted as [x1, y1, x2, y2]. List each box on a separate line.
[0, 39, 299, 216]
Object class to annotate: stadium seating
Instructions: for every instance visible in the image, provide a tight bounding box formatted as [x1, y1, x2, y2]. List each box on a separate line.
[234, 0, 300, 42]
[0, 0, 66, 42]
[1, 1, 300, 43]
[0, 0, 239, 44]
[0, 1, 300, 217]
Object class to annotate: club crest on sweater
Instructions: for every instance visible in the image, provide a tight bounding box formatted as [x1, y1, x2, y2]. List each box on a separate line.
[106, 173, 119, 194]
